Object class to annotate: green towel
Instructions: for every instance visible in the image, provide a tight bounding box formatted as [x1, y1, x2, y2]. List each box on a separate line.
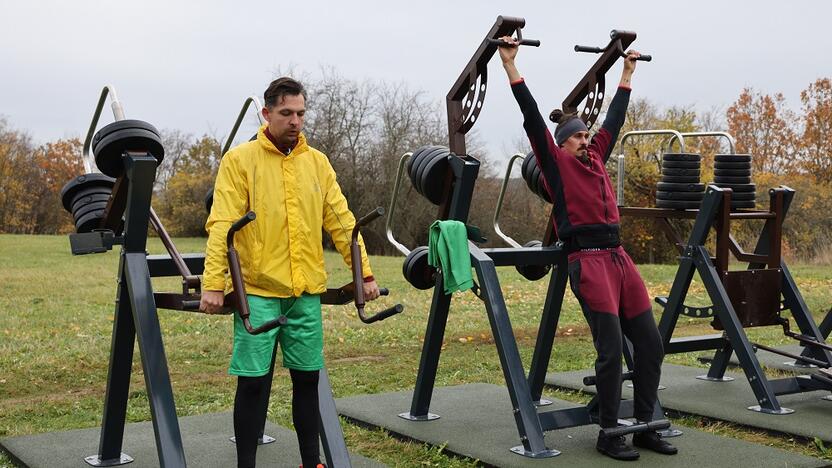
[428, 220, 474, 294]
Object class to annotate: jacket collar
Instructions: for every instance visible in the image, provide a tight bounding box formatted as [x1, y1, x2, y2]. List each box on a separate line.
[257, 124, 308, 157]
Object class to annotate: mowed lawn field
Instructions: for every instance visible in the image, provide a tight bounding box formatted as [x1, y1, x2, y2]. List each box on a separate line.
[1, 234, 831, 466]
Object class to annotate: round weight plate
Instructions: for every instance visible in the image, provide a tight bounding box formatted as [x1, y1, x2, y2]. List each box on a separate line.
[93, 120, 164, 178]
[715, 154, 751, 162]
[662, 153, 701, 162]
[420, 150, 451, 205]
[59, 173, 115, 212]
[714, 161, 751, 170]
[656, 182, 705, 192]
[714, 168, 751, 177]
[71, 193, 111, 213]
[522, 151, 537, 183]
[515, 239, 551, 281]
[74, 209, 107, 233]
[73, 201, 109, 221]
[656, 191, 705, 201]
[403, 247, 434, 290]
[661, 167, 701, 177]
[711, 183, 756, 192]
[411, 146, 446, 194]
[530, 161, 542, 193]
[661, 160, 701, 169]
[730, 200, 757, 210]
[660, 175, 701, 184]
[407, 146, 437, 184]
[655, 199, 701, 209]
[725, 192, 756, 201]
[714, 176, 752, 184]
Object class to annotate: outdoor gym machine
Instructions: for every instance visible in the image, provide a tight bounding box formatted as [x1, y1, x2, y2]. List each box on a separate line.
[60, 87, 401, 467]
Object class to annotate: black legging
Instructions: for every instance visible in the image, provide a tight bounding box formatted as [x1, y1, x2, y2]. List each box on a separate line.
[582, 308, 664, 428]
[233, 343, 321, 468]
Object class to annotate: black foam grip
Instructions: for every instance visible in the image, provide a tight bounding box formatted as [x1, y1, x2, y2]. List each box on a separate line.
[364, 304, 404, 324]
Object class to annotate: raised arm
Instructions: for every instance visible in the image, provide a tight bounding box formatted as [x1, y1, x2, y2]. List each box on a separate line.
[595, 50, 640, 163]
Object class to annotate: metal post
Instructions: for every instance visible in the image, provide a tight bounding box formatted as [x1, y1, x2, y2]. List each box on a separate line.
[527, 255, 569, 403]
[319, 367, 352, 468]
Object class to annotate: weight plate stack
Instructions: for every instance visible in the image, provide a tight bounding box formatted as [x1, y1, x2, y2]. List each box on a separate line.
[521, 152, 553, 204]
[402, 246, 435, 290]
[712, 154, 755, 210]
[514, 240, 552, 281]
[92, 119, 165, 178]
[656, 153, 704, 209]
[59, 173, 116, 233]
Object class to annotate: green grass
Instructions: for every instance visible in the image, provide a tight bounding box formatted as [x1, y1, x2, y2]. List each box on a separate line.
[1, 234, 831, 466]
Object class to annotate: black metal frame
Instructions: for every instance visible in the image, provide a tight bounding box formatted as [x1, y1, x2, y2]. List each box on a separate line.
[80, 152, 354, 467]
[396, 17, 675, 458]
[633, 186, 832, 413]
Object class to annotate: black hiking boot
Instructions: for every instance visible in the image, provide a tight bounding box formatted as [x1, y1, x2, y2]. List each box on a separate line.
[633, 430, 678, 455]
[596, 431, 640, 461]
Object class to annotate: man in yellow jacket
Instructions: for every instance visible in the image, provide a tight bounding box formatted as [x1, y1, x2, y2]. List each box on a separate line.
[200, 77, 380, 468]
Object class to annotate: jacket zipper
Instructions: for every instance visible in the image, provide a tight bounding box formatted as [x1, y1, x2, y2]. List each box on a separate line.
[600, 176, 609, 224]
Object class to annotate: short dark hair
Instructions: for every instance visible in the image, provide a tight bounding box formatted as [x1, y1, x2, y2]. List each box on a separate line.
[264, 77, 307, 108]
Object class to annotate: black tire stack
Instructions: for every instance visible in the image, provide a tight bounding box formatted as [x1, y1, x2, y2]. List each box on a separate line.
[60, 173, 116, 233]
[712, 154, 756, 210]
[521, 152, 553, 204]
[655, 153, 705, 209]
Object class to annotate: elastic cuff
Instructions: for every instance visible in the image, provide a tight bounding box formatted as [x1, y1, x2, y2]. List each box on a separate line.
[363, 275, 375, 283]
[618, 84, 631, 91]
[510, 77, 525, 85]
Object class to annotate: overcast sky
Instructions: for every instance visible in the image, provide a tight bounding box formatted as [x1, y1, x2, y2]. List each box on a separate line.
[2, 0, 830, 167]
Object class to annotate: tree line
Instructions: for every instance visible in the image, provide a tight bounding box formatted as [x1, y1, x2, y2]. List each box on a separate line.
[0, 73, 830, 263]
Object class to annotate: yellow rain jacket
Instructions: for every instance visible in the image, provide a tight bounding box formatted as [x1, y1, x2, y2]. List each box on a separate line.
[203, 125, 373, 298]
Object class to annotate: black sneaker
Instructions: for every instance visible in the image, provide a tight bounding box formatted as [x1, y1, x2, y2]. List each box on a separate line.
[633, 430, 678, 455]
[596, 431, 640, 461]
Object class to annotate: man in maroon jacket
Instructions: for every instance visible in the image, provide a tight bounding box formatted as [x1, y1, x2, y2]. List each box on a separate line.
[498, 37, 677, 461]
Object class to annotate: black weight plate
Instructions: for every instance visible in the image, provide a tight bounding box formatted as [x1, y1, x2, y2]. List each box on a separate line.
[714, 168, 751, 177]
[661, 175, 701, 184]
[74, 209, 106, 233]
[73, 201, 109, 221]
[530, 162, 543, 193]
[522, 151, 537, 183]
[714, 161, 751, 170]
[714, 176, 752, 184]
[420, 150, 451, 205]
[661, 160, 701, 169]
[93, 121, 165, 177]
[712, 183, 756, 192]
[529, 162, 553, 203]
[715, 154, 751, 162]
[516, 239, 551, 281]
[656, 182, 705, 192]
[724, 192, 756, 201]
[204, 187, 214, 214]
[656, 191, 705, 201]
[730, 200, 757, 210]
[59, 173, 115, 212]
[403, 246, 434, 290]
[662, 153, 701, 162]
[412, 146, 447, 195]
[71, 193, 112, 213]
[406, 146, 437, 183]
[655, 199, 701, 209]
[661, 167, 701, 177]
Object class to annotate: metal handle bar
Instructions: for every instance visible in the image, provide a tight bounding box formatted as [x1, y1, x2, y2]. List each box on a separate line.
[82, 85, 125, 173]
[574, 43, 652, 62]
[486, 38, 541, 47]
[222, 96, 265, 157]
[226, 211, 286, 334]
[667, 131, 736, 155]
[492, 153, 526, 248]
[614, 130, 687, 204]
[385, 152, 413, 256]
[352, 207, 405, 324]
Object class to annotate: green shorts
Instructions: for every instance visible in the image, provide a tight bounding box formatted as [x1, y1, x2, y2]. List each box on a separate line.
[229, 294, 323, 376]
